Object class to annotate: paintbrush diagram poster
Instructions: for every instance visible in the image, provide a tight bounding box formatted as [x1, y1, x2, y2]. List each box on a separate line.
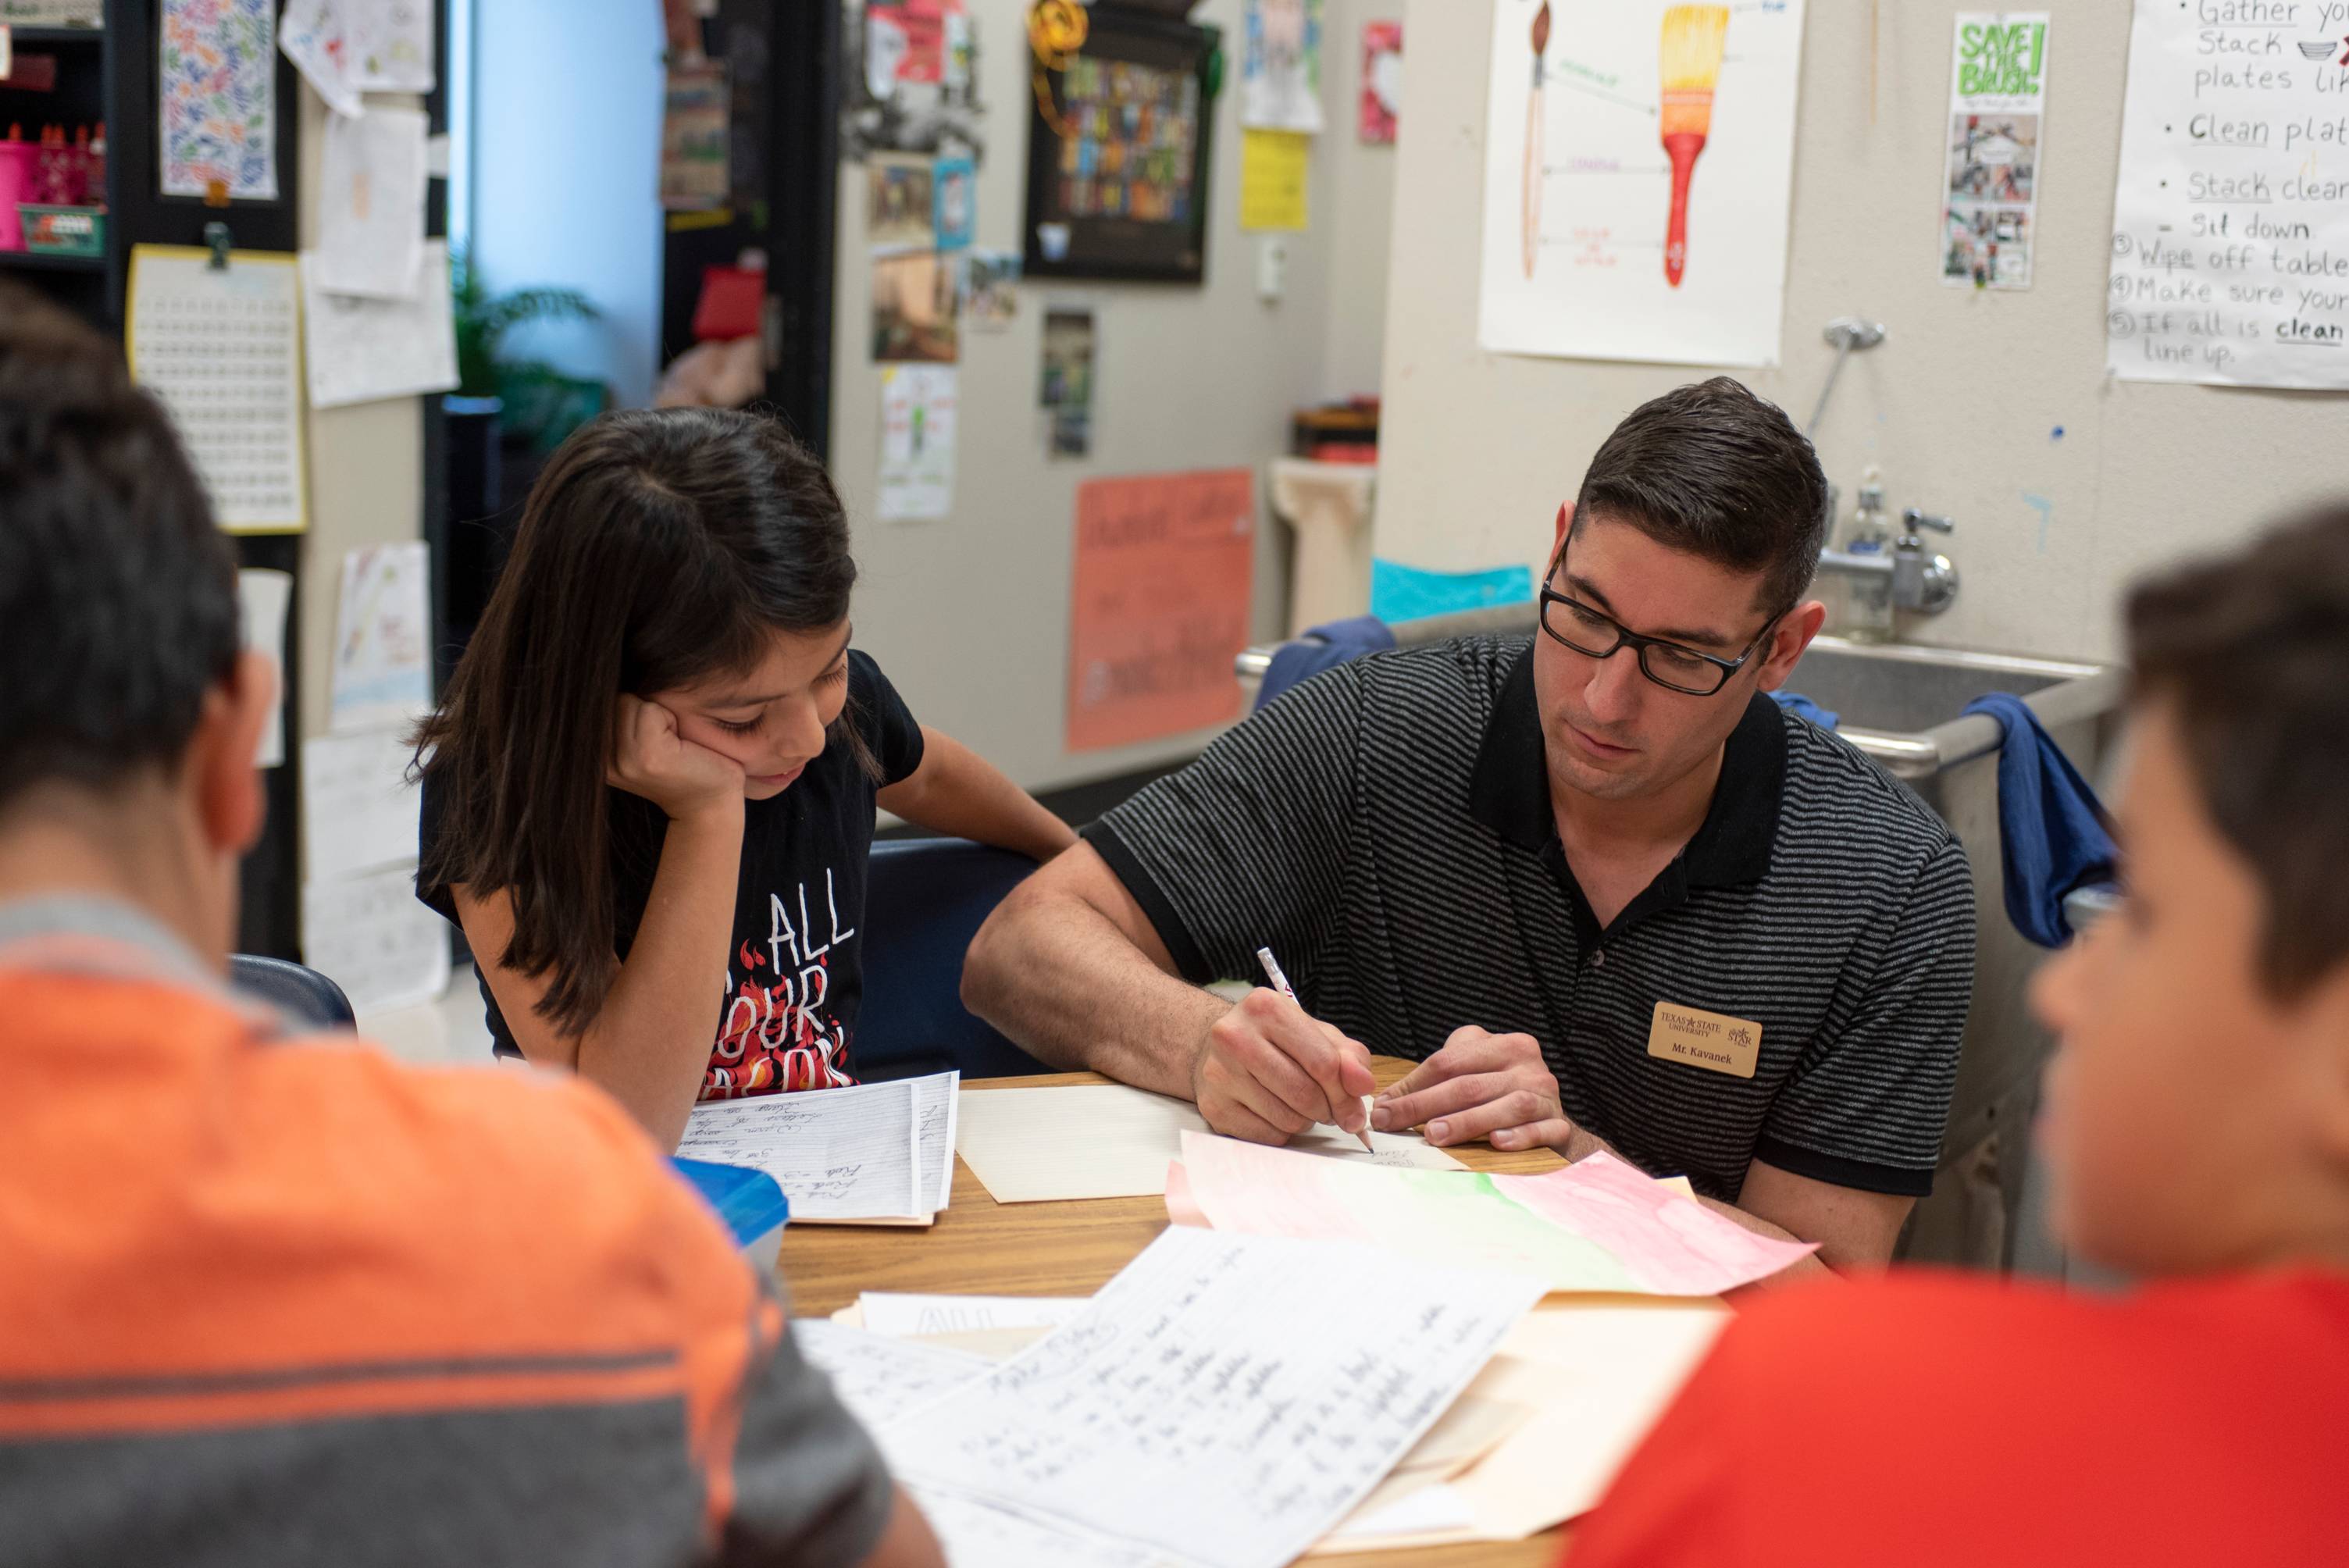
[1477, 0, 1808, 368]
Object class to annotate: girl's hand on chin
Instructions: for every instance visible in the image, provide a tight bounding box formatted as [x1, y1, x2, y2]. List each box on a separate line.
[608, 694, 745, 820]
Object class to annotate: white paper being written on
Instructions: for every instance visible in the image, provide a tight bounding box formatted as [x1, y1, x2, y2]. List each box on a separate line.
[301, 862, 451, 1014]
[955, 1082, 1462, 1204]
[679, 1073, 956, 1221]
[886, 1226, 1545, 1568]
[301, 241, 461, 410]
[2106, 0, 2349, 388]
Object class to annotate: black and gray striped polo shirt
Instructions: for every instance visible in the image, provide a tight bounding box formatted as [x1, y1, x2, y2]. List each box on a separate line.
[1085, 636, 1975, 1202]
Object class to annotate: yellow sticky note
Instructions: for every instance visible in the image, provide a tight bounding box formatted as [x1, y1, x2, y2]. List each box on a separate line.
[1240, 129, 1310, 231]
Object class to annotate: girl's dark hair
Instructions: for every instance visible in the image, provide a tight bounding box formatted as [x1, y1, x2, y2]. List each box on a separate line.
[415, 407, 861, 1035]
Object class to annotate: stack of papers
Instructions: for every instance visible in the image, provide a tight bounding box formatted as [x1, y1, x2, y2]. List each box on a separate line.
[954, 1081, 1464, 1203]
[676, 1071, 957, 1224]
[1171, 1130, 1815, 1295]
[796, 1227, 1545, 1568]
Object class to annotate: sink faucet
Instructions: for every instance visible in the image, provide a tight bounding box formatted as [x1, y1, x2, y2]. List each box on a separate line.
[1818, 508, 1959, 617]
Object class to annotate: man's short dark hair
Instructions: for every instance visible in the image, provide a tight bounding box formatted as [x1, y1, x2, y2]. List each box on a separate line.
[2129, 505, 2349, 1003]
[0, 282, 239, 811]
[1571, 376, 1829, 617]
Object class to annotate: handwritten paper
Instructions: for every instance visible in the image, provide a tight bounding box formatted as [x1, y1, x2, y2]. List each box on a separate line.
[2105, 0, 2349, 387]
[301, 729, 419, 879]
[955, 1082, 1463, 1205]
[678, 1072, 957, 1222]
[315, 104, 427, 301]
[1177, 1134, 1814, 1295]
[885, 1226, 1544, 1568]
[301, 861, 449, 1014]
[331, 543, 432, 733]
[904, 1486, 1173, 1568]
[857, 1293, 1094, 1338]
[300, 241, 461, 410]
[793, 1319, 989, 1430]
[127, 247, 305, 533]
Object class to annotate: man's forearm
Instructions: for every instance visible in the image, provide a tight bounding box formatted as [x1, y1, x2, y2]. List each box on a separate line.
[963, 891, 1224, 1099]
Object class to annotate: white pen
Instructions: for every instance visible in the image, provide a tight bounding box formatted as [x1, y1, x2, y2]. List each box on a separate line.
[1256, 946, 1376, 1153]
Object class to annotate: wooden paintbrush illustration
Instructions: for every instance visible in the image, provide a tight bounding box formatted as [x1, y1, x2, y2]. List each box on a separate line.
[1658, 4, 1729, 288]
[1523, 2, 1549, 279]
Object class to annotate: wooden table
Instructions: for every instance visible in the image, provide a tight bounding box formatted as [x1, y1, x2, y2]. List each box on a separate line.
[779, 1060, 1573, 1568]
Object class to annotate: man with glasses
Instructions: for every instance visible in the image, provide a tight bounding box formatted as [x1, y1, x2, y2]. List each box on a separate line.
[964, 379, 1974, 1271]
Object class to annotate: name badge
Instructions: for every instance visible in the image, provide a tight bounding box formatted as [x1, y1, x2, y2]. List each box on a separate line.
[1646, 1001, 1761, 1079]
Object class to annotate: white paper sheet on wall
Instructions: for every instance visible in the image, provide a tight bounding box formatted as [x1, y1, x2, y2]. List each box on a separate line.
[301, 861, 450, 1014]
[127, 247, 306, 533]
[876, 364, 958, 522]
[301, 241, 460, 410]
[316, 104, 428, 301]
[351, 0, 434, 93]
[331, 543, 433, 733]
[2105, 0, 2349, 389]
[1475, 0, 1809, 368]
[301, 729, 419, 880]
[236, 568, 293, 769]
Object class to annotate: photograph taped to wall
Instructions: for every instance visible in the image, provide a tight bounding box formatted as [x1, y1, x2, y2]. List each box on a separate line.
[1476, 0, 1809, 367]
[872, 248, 958, 363]
[1039, 305, 1095, 458]
[841, 0, 987, 161]
[868, 153, 936, 249]
[1243, 0, 1325, 134]
[1022, 9, 1217, 283]
[961, 248, 1021, 330]
[932, 152, 976, 249]
[661, 64, 730, 212]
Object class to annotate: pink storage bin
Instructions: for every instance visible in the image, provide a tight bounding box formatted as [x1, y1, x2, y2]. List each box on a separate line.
[0, 141, 34, 251]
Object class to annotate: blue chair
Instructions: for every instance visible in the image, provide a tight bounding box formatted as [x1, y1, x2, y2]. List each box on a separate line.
[229, 954, 357, 1032]
[857, 837, 1054, 1082]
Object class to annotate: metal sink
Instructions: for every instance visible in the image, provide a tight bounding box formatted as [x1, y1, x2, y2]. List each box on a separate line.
[1239, 611, 2130, 1270]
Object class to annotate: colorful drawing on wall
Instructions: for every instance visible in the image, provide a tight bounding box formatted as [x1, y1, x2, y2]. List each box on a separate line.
[961, 248, 1021, 330]
[1039, 305, 1094, 457]
[660, 66, 731, 212]
[1242, 0, 1325, 135]
[1360, 20, 1402, 144]
[1476, 0, 1807, 367]
[1067, 469, 1256, 754]
[872, 249, 958, 364]
[868, 153, 937, 248]
[877, 364, 959, 522]
[932, 152, 976, 250]
[159, 0, 278, 200]
[1022, 9, 1217, 283]
[1940, 14, 2049, 292]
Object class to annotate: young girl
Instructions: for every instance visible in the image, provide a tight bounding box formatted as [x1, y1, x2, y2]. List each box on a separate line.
[415, 408, 1075, 1149]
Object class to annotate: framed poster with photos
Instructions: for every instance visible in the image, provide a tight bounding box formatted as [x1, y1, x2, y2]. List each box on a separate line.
[1022, 8, 1220, 284]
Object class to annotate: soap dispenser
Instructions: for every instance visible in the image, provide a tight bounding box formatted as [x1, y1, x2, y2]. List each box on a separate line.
[1841, 469, 1895, 642]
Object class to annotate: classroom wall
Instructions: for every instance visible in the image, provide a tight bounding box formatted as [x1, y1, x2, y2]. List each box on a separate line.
[838, 0, 1374, 793]
[1375, 0, 2349, 664]
[1316, 0, 1399, 402]
[467, 0, 665, 407]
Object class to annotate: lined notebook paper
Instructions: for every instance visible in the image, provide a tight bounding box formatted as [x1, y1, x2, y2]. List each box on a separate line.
[677, 1071, 957, 1223]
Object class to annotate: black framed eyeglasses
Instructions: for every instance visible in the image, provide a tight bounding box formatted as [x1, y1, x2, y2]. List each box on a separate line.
[1538, 536, 1783, 697]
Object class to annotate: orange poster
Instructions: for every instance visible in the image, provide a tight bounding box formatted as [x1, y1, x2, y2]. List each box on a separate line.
[1067, 469, 1257, 753]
